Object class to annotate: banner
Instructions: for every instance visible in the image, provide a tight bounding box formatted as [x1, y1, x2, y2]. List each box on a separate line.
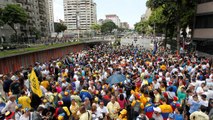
[30, 69, 42, 97]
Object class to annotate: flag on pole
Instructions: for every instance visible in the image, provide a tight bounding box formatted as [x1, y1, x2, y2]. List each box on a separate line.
[30, 69, 42, 97]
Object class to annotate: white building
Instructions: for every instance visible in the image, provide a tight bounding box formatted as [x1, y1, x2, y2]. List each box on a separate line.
[63, 0, 97, 34]
[105, 14, 121, 27]
[48, 0, 54, 33]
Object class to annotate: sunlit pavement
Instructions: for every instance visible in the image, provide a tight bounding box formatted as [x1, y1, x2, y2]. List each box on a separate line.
[121, 37, 153, 49]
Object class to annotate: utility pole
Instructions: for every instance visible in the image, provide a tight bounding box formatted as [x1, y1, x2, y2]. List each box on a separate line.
[76, 0, 80, 40]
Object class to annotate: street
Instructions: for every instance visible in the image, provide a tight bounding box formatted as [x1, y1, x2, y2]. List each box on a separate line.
[121, 37, 153, 49]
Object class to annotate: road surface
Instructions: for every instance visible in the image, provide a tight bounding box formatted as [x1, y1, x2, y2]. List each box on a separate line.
[121, 37, 153, 49]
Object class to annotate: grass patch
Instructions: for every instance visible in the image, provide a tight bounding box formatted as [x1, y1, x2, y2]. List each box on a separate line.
[0, 42, 82, 58]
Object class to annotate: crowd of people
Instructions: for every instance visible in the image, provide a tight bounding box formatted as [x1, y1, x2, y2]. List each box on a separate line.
[0, 44, 212, 120]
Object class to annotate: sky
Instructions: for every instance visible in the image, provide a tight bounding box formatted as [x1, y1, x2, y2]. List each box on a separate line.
[53, 0, 147, 28]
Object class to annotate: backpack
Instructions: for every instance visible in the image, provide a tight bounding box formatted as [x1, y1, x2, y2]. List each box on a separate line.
[134, 101, 141, 113]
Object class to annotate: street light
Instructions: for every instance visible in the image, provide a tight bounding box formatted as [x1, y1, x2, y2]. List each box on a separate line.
[0, 26, 4, 44]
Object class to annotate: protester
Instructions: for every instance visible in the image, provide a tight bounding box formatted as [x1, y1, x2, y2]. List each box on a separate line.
[0, 44, 212, 120]
[190, 105, 209, 120]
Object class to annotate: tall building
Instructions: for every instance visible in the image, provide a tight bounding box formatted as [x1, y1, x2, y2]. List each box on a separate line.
[37, 0, 50, 37]
[120, 22, 129, 29]
[193, 0, 213, 55]
[63, 0, 97, 34]
[105, 14, 120, 27]
[0, 0, 50, 43]
[48, 0, 54, 33]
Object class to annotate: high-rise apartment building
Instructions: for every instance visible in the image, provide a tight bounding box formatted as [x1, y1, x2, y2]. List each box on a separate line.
[120, 22, 129, 29]
[193, 0, 213, 55]
[0, 0, 50, 43]
[106, 14, 121, 27]
[63, 0, 97, 34]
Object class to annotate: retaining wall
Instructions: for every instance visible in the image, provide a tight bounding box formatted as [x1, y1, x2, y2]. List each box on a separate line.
[0, 43, 88, 74]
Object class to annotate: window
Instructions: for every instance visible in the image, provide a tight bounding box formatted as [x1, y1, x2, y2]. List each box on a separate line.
[197, 0, 213, 4]
[195, 14, 213, 28]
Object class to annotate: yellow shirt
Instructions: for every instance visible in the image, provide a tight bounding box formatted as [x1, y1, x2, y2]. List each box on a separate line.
[107, 101, 121, 119]
[140, 94, 148, 105]
[118, 114, 127, 120]
[160, 86, 166, 93]
[159, 103, 173, 113]
[41, 80, 49, 89]
[70, 103, 79, 117]
[79, 111, 92, 120]
[62, 72, 68, 77]
[131, 100, 144, 110]
[154, 93, 161, 103]
[18, 95, 31, 109]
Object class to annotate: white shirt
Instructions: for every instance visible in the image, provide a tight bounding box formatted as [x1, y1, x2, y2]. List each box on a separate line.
[153, 82, 160, 89]
[15, 111, 22, 120]
[97, 106, 109, 114]
[1, 100, 17, 114]
[196, 87, 204, 94]
[19, 113, 33, 120]
[200, 99, 208, 107]
[75, 80, 80, 92]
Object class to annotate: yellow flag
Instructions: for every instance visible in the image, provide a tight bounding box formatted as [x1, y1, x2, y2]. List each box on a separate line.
[30, 69, 42, 97]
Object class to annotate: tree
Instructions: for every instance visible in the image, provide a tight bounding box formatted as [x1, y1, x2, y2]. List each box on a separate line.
[134, 20, 150, 34]
[101, 21, 117, 34]
[54, 22, 67, 40]
[90, 24, 101, 35]
[2, 4, 28, 42]
[0, 8, 4, 26]
[146, 0, 196, 51]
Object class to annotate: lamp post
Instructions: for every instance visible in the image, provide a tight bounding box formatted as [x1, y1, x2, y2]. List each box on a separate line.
[0, 26, 3, 44]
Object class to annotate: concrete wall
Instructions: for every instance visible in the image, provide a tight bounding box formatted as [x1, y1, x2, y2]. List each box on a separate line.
[197, 1, 213, 14]
[193, 29, 213, 39]
[0, 43, 88, 74]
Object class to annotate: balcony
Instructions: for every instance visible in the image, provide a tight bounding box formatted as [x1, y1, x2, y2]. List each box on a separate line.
[16, 0, 26, 4]
[26, 7, 33, 12]
[40, 16, 45, 20]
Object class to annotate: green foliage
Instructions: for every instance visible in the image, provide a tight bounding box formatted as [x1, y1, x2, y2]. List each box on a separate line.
[90, 24, 101, 35]
[145, 0, 196, 50]
[90, 24, 101, 32]
[101, 21, 117, 34]
[54, 22, 67, 33]
[0, 8, 4, 26]
[1, 4, 28, 42]
[2, 4, 28, 27]
[134, 20, 150, 34]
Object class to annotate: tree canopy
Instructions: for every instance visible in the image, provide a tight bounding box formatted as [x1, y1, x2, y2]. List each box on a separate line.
[2, 4, 28, 28]
[1, 4, 28, 41]
[54, 22, 67, 33]
[101, 21, 117, 34]
[136, 0, 196, 50]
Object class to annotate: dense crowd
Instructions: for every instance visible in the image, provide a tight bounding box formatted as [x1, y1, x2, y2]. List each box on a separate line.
[0, 44, 212, 120]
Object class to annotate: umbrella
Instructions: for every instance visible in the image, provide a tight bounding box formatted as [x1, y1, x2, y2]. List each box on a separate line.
[106, 74, 126, 85]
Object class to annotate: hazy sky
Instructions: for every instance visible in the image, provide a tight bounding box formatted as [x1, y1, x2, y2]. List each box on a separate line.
[53, 0, 147, 28]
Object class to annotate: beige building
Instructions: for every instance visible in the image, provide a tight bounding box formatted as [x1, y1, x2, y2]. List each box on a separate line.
[120, 22, 129, 29]
[105, 14, 121, 27]
[193, 0, 213, 55]
[63, 0, 97, 34]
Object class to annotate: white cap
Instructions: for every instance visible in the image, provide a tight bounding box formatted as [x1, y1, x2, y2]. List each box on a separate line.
[11, 75, 17, 81]
[153, 107, 161, 113]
